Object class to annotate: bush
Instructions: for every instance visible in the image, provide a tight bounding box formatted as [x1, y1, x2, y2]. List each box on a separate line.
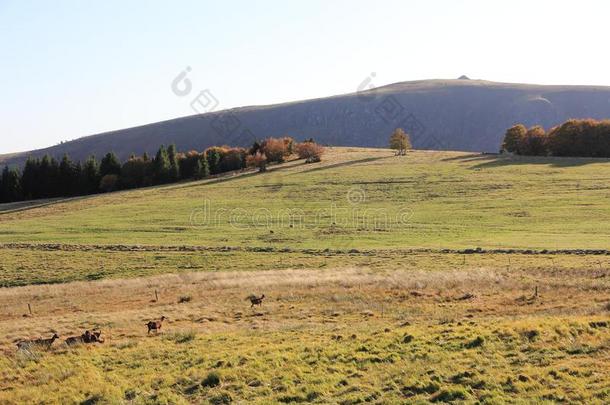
[219, 147, 247, 172]
[246, 152, 268, 172]
[296, 141, 325, 163]
[202, 372, 221, 388]
[99, 174, 119, 192]
[465, 336, 485, 348]
[261, 138, 290, 163]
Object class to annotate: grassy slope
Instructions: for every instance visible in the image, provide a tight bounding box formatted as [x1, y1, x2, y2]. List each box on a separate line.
[1, 147, 609, 404]
[1, 260, 608, 404]
[1, 148, 610, 251]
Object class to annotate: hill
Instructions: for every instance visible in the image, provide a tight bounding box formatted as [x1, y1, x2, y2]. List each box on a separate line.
[0, 148, 609, 403]
[1, 147, 610, 284]
[3, 78, 610, 166]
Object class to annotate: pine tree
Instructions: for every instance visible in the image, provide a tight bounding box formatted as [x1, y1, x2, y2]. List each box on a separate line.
[1, 166, 22, 202]
[59, 154, 79, 196]
[195, 157, 210, 179]
[81, 155, 100, 194]
[167, 144, 180, 181]
[206, 148, 221, 175]
[38, 155, 59, 198]
[73, 161, 83, 195]
[100, 152, 121, 177]
[153, 145, 170, 184]
[21, 157, 40, 199]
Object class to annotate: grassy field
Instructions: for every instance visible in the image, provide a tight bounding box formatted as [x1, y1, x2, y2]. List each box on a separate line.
[0, 260, 608, 404]
[1, 148, 610, 250]
[0, 147, 609, 404]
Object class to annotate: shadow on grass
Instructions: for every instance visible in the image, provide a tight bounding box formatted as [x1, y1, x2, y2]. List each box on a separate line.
[294, 155, 393, 175]
[442, 153, 610, 169]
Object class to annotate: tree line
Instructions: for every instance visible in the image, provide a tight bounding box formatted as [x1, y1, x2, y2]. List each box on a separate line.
[501, 119, 610, 157]
[0, 137, 324, 204]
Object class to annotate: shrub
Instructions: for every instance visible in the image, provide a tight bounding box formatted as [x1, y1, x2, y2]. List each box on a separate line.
[219, 147, 247, 172]
[178, 295, 192, 303]
[296, 141, 325, 163]
[261, 137, 290, 163]
[465, 336, 485, 348]
[246, 152, 268, 172]
[99, 174, 119, 192]
[202, 372, 221, 388]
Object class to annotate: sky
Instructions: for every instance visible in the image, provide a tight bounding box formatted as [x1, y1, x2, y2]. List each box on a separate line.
[1, 0, 609, 154]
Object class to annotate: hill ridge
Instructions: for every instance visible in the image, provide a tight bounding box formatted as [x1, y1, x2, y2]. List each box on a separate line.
[3, 78, 610, 166]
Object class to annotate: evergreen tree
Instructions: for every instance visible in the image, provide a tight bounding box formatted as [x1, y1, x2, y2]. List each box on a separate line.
[167, 144, 180, 181]
[59, 154, 79, 196]
[206, 148, 221, 175]
[38, 155, 60, 198]
[100, 152, 122, 177]
[21, 157, 40, 199]
[73, 161, 83, 195]
[195, 157, 210, 179]
[81, 155, 100, 194]
[153, 145, 170, 184]
[1, 166, 22, 202]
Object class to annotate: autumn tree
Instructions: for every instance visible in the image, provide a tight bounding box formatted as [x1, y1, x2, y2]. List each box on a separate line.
[389, 128, 412, 155]
[521, 126, 548, 156]
[296, 141, 325, 163]
[246, 152, 268, 172]
[219, 147, 247, 172]
[501, 124, 527, 154]
[261, 137, 290, 163]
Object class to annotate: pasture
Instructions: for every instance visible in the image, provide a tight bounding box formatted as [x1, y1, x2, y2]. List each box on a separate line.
[0, 148, 609, 403]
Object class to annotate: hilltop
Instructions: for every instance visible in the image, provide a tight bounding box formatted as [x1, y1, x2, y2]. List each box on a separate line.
[3, 78, 610, 166]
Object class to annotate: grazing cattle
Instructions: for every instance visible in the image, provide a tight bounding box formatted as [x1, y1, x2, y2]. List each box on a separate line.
[247, 294, 265, 308]
[146, 316, 166, 334]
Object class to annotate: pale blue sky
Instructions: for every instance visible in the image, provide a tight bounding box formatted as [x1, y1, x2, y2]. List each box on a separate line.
[1, 0, 609, 154]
